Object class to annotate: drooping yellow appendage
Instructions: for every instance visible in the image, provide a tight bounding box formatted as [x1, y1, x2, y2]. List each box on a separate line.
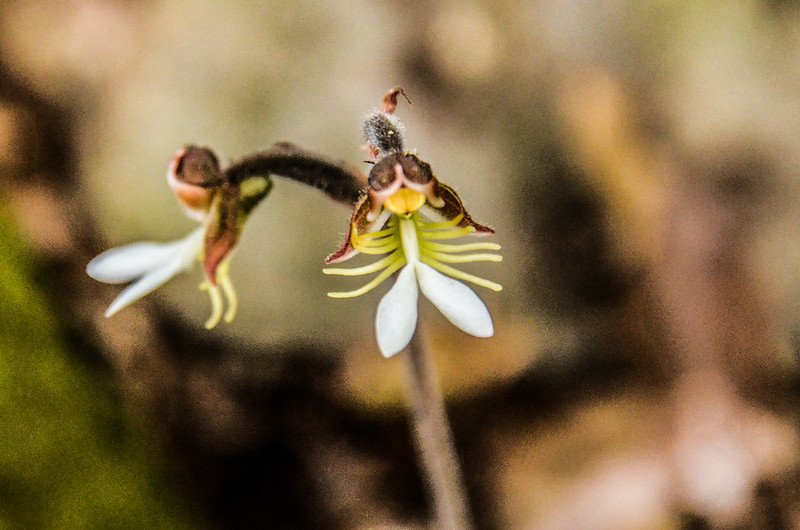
[418, 225, 476, 240]
[352, 236, 397, 248]
[357, 225, 396, 240]
[326, 219, 407, 297]
[415, 212, 503, 290]
[199, 260, 238, 328]
[352, 240, 400, 254]
[323, 253, 400, 276]
[351, 223, 400, 254]
[219, 275, 238, 323]
[200, 281, 225, 329]
[350, 220, 400, 252]
[420, 255, 503, 292]
[420, 240, 501, 253]
[421, 249, 503, 264]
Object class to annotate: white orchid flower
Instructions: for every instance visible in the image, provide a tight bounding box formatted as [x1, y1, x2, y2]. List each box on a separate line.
[324, 153, 502, 358]
[325, 90, 502, 357]
[87, 146, 270, 329]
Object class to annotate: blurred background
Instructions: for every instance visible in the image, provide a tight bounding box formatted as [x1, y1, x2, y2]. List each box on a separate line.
[1, 0, 800, 528]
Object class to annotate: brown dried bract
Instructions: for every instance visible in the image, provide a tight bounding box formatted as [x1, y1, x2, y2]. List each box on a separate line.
[381, 86, 411, 114]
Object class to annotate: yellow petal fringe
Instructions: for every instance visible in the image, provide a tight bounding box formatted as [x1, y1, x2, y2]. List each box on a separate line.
[324, 211, 503, 298]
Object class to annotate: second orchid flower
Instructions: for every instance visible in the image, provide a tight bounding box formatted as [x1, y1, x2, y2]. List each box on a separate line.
[87, 143, 363, 328]
[87, 146, 270, 328]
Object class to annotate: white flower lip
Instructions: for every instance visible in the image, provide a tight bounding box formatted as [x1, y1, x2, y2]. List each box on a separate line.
[86, 228, 205, 317]
[375, 260, 494, 358]
[374, 218, 495, 357]
[375, 264, 419, 357]
[414, 262, 493, 338]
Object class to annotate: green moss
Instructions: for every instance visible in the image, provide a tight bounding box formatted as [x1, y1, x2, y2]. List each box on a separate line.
[0, 206, 192, 528]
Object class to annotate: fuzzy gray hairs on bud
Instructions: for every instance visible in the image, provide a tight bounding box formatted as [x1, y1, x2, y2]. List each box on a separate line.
[363, 111, 404, 157]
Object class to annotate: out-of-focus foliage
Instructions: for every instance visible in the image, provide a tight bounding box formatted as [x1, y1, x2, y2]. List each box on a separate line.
[0, 207, 190, 528]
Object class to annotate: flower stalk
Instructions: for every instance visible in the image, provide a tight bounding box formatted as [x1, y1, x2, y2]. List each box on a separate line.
[406, 325, 474, 530]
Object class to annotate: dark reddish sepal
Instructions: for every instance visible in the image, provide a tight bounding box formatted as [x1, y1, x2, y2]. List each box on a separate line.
[430, 182, 494, 234]
[325, 193, 380, 264]
[203, 181, 241, 284]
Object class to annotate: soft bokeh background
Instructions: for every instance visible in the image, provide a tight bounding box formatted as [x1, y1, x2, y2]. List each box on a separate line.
[2, 1, 800, 528]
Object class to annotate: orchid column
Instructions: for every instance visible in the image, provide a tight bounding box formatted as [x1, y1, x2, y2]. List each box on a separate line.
[324, 89, 502, 529]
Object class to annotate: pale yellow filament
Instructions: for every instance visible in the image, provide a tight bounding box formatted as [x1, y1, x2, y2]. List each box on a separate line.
[417, 213, 464, 231]
[219, 275, 238, 323]
[417, 226, 476, 240]
[419, 240, 501, 253]
[419, 255, 503, 292]
[323, 253, 400, 276]
[421, 250, 503, 264]
[326, 209, 503, 299]
[326, 256, 406, 298]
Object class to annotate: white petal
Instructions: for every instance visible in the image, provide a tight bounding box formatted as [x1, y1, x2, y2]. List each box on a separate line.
[105, 259, 184, 317]
[87, 242, 181, 284]
[375, 264, 419, 358]
[415, 262, 494, 338]
[368, 208, 391, 233]
[420, 204, 448, 223]
[87, 227, 205, 284]
[102, 228, 205, 317]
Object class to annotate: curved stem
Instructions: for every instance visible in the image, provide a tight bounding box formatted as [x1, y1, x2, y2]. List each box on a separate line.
[405, 325, 474, 530]
[222, 142, 365, 204]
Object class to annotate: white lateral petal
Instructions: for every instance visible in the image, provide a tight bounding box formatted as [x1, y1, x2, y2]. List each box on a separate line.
[415, 262, 494, 338]
[103, 228, 205, 316]
[87, 227, 205, 284]
[367, 208, 391, 234]
[105, 260, 183, 317]
[420, 204, 448, 223]
[87, 242, 182, 284]
[375, 264, 419, 358]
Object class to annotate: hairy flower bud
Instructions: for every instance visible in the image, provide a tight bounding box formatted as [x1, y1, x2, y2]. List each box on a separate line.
[363, 111, 404, 156]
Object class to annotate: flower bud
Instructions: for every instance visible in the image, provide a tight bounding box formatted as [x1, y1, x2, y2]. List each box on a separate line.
[167, 145, 221, 221]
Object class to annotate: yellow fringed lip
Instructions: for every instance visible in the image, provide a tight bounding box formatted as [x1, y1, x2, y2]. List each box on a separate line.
[323, 212, 503, 299]
[384, 188, 426, 216]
